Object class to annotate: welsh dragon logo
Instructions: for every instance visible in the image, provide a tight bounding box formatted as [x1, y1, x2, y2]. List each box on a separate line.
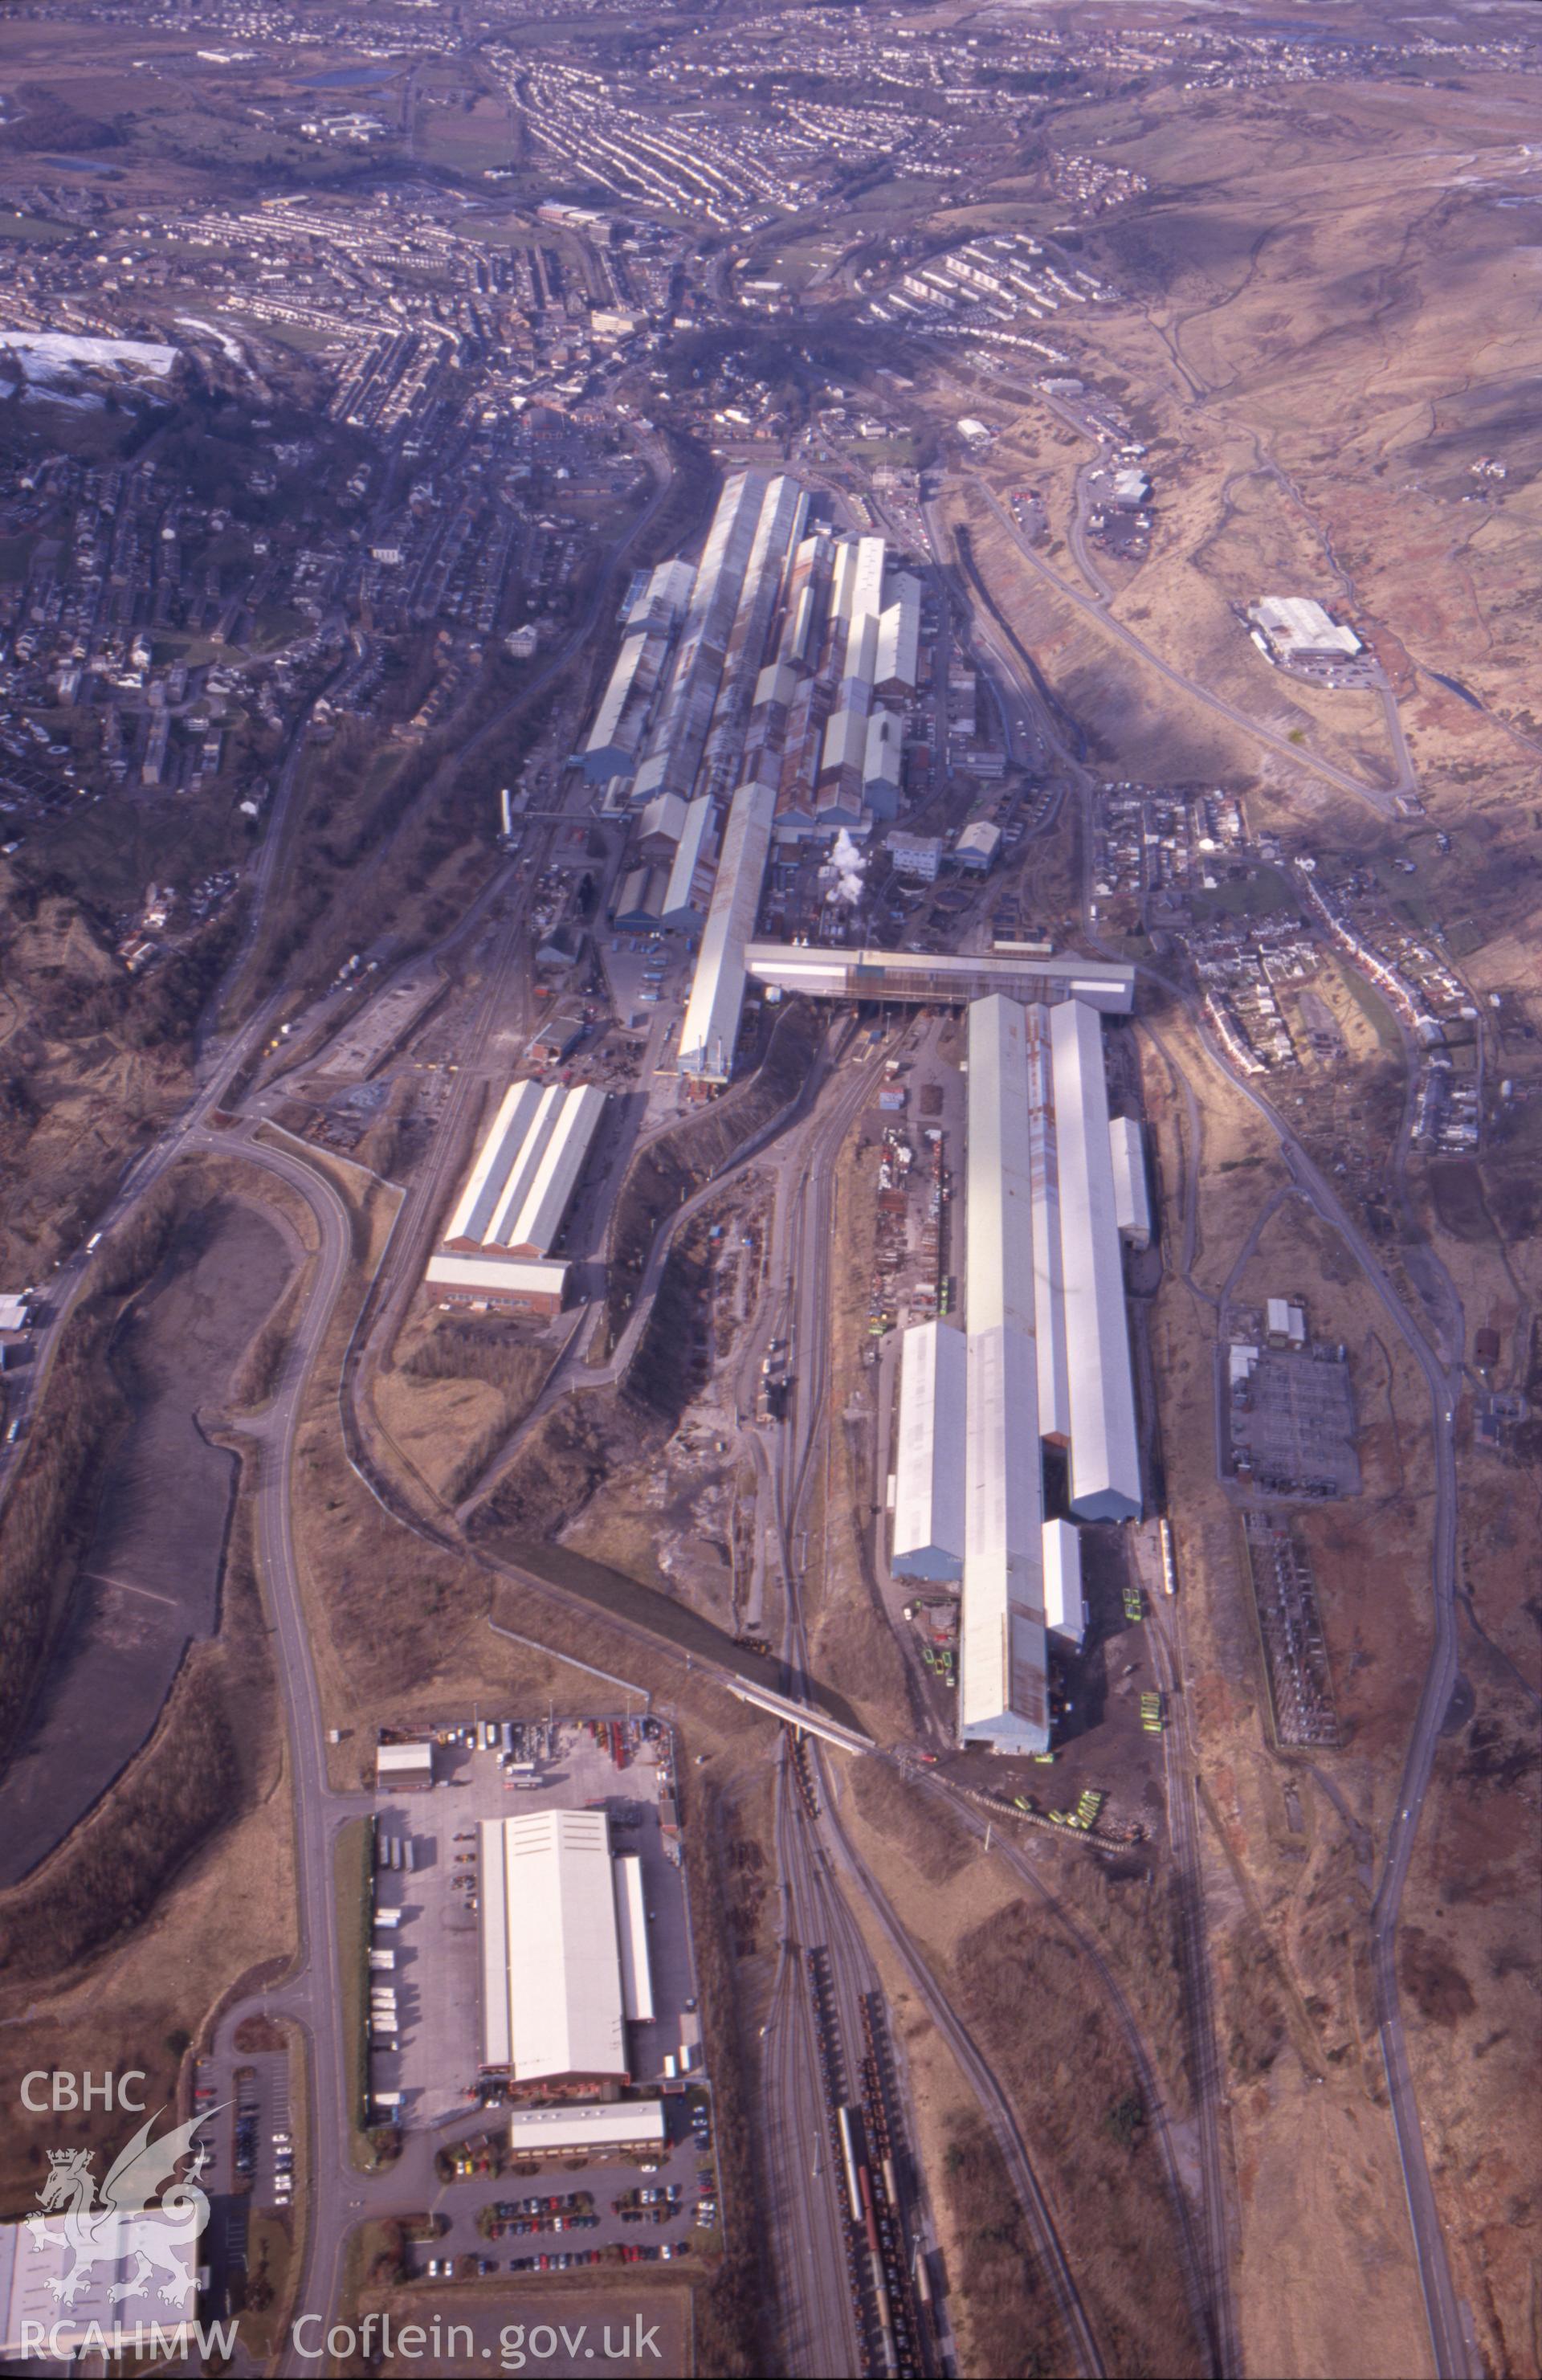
[26, 2104, 221, 2309]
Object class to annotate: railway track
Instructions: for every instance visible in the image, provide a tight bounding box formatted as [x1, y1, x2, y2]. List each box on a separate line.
[902, 1760, 1226, 2375]
[758, 1049, 1105, 2380]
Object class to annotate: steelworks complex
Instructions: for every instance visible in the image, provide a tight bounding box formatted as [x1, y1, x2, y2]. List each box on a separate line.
[891, 994, 1149, 1754]
[584, 465, 1135, 1084]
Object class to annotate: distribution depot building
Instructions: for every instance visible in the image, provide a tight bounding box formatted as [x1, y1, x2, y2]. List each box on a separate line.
[478, 1811, 654, 2085]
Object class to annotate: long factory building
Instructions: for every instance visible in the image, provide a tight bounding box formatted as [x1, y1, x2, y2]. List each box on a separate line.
[425, 1079, 606, 1316]
[891, 994, 1145, 1751]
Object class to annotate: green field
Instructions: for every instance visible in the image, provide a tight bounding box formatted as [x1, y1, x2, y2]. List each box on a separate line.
[1188, 864, 1300, 921]
[0, 211, 79, 243]
[413, 96, 517, 173]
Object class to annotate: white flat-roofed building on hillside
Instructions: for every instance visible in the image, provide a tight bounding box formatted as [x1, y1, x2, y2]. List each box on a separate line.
[1249, 595, 1361, 663]
[891, 1321, 967, 1582]
[1050, 999, 1141, 1521]
[478, 1811, 629, 2084]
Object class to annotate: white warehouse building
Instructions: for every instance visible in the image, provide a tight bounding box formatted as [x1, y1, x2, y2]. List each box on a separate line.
[677, 779, 776, 1082]
[1042, 1518, 1086, 1649]
[1108, 1116, 1152, 1251]
[959, 995, 1050, 1754]
[1050, 998, 1142, 1521]
[426, 1080, 606, 1316]
[891, 1320, 967, 1582]
[1025, 1003, 1071, 1445]
[478, 1810, 652, 2084]
[1249, 595, 1362, 662]
[888, 993, 1146, 1751]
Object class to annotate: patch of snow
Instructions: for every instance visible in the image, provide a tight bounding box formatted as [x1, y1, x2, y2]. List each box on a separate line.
[0, 330, 180, 382]
[176, 314, 244, 365]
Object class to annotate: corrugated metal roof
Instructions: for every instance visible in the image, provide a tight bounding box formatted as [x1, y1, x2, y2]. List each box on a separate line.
[864, 708, 904, 789]
[833, 533, 886, 625]
[507, 2101, 666, 2153]
[583, 626, 667, 779]
[960, 1324, 1048, 1751]
[1042, 1518, 1083, 1644]
[1050, 999, 1141, 1520]
[482, 1811, 628, 2082]
[966, 995, 1036, 1338]
[1255, 595, 1359, 655]
[612, 1853, 654, 2023]
[1025, 1003, 1071, 1443]
[443, 1080, 545, 1248]
[484, 1084, 565, 1246]
[426, 1253, 568, 1300]
[661, 794, 717, 920]
[891, 1321, 967, 1582]
[821, 702, 869, 779]
[498, 1084, 606, 1256]
[743, 944, 1135, 1012]
[637, 790, 687, 847]
[678, 780, 775, 1080]
[1108, 1115, 1151, 1245]
[479, 1818, 511, 2068]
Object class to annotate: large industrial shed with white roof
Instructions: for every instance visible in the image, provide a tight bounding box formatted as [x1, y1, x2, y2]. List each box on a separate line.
[676, 779, 776, 1082]
[1049, 998, 1143, 1521]
[890, 990, 1145, 1752]
[958, 997, 1050, 1753]
[426, 1080, 606, 1316]
[891, 1319, 967, 1582]
[478, 1809, 653, 2084]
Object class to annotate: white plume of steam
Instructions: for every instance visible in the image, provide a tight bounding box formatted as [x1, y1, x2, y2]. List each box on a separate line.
[821, 828, 867, 908]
